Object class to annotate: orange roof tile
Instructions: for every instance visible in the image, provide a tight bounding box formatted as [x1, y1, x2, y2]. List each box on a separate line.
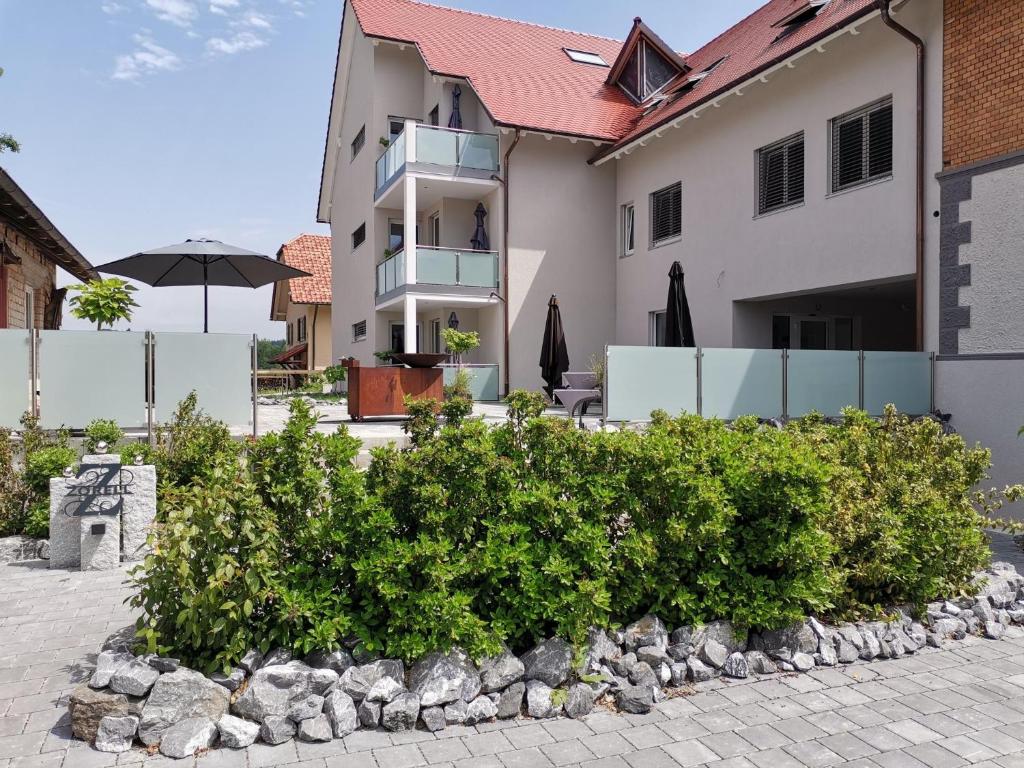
[278, 234, 331, 304]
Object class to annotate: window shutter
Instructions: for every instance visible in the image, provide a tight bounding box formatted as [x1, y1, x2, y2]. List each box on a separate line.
[831, 98, 893, 193]
[758, 133, 804, 215]
[651, 182, 682, 245]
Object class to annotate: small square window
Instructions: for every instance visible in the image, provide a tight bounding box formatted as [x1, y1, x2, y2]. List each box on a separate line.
[428, 105, 439, 126]
[564, 48, 608, 67]
[352, 320, 367, 342]
[351, 223, 366, 250]
[830, 98, 893, 193]
[650, 182, 682, 246]
[621, 203, 635, 256]
[351, 125, 365, 159]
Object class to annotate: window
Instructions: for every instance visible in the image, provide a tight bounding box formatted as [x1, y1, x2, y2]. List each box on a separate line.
[428, 105, 439, 126]
[757, 132, 805, 215]
[297, 316, 307, 342]
[619, 39, 680, 102]
[388, 219, 404, 253]
[649, 310, 667, 346]
[352, 320, 367, 342]
[621, 203, 635, 256]
[287, 322, 293, 346]
[351, 223, 366, 250]
[429, 213, 440, 247]
[430, 318, 441, 353]
[773, 0, 830, 41]
[351, 125, 365, 159]
[650, 182, 682, 246]
[388, 118, 406, 143]
[564, 48, 608, 67]
[830, 98, 893, 193]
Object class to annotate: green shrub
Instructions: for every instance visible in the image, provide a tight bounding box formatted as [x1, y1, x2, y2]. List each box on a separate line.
[130, 459, 281, 673]
[153, 392, 241, 491]
[118, 441, 154, 467]
[324, 364, 346, 384]
[402, 397, 441, 448]
[792, 407, 990, 617]
[0, 429, 28, 536]
[84, 419, 124, 454]
[24, 445, 76, 494]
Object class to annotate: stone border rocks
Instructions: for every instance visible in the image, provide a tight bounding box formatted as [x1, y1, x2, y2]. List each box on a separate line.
[71, 562, 1024, 760]
[0, 535, 49, 563]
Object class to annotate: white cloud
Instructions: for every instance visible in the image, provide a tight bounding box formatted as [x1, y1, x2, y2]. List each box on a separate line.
[205, 31, 267, 55]
[279, 0, 307, 17]
[144, 0, 198, 27]
[239, 11, 272, 30]
[209, 0, 240, 15]
[112, 33, 182, 80]
[101, 1, 128, 14]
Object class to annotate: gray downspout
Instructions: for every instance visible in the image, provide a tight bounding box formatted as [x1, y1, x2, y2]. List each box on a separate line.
[877, 0, 925, 351]
[311, 305, 319, 370]
[501, 129, 522, 397]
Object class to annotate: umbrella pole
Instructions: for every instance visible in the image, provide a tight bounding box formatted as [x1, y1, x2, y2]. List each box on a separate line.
[203, 261, 209, 333]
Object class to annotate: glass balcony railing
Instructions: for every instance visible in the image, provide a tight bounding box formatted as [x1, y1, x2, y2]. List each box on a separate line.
[374, 124, 499, 193]
[375, 246, 498, 297]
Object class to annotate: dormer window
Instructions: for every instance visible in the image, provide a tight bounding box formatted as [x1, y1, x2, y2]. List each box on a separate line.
[773, 0, 830, 41]
[619, 39, 679, 102]
[564, 48, 608, 67]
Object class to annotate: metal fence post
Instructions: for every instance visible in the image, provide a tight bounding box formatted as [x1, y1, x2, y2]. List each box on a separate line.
[696, 347, 703, 417]
[602, 345, 609, 424]
[929, 352, 936, 413]
[252, 333, 258, 438]
[782, 348, 789, 419]
[146, 332, 155, 446]
[30, 329, 38, 419]
[858, 350, 865, 410]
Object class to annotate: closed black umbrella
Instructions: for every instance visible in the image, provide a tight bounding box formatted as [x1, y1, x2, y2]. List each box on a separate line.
[663, 261, 695, 347]
[539, 294, 570, 399]
[448, 85, 463, 130]
[96, 238, 310, 333]
[470, 203, 489, 251]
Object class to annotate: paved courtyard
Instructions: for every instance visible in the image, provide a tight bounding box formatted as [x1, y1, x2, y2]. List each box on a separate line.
[3, 539, 1024, 768]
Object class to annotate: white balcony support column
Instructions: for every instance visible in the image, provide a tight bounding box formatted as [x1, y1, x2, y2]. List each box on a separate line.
[403, 295, 418, 353]
[404, 176, 417, 286]
[404, 118, 417, 164]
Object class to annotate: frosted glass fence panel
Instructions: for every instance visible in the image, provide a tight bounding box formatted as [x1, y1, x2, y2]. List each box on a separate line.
[38, 331, 147, 429]
[701, 348, 784, 420]
[417, 247, 458, 285]
[155, 333, 252, 425]
[863, 351, 931, 415]
[0, 330, 31, 428]
[459, 251, 498, 288]
[605, 346, 697, 421]
[442, 364, 499, 401]
[787, 350, 861, 417]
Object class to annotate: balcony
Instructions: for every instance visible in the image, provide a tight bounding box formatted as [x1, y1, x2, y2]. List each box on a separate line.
[376, 246, 499, 299]
[375, 123, 500, 196]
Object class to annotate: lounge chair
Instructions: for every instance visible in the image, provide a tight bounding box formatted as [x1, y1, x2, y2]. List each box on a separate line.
[553, 372, 602, 427]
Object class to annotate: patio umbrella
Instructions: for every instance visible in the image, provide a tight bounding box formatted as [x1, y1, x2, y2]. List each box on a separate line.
[448, 311, 460, 329]
[539, 294, 570, 399]
[448, 86, 463, 130]
[470, 203, 490, 251]
[95, 238, 310, 333]
[663, 261, 696, 347]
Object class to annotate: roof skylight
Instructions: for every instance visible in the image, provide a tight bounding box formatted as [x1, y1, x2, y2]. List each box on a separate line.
[564, 48, 608, 67]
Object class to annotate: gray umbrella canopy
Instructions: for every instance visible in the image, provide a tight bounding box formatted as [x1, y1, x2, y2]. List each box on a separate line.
[96, 238, 310, 332]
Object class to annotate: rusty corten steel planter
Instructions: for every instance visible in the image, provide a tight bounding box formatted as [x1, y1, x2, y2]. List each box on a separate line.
[343, 358, 443, 420]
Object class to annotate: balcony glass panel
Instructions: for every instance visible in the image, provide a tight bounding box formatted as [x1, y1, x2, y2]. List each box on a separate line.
[862, 351, 931, 415]
[375, 130, 406, 191]
[415, 126, 499, 172]
[417, 247, 458, 285]
[458, 250, 498, 287]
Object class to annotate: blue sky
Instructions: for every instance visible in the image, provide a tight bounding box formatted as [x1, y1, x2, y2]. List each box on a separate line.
[0, 0, 760, 338]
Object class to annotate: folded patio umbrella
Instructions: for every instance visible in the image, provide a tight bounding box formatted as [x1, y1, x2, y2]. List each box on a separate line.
[95, 238, 310, 333]
[539, 294, 570, 399]
[470, 203, 490, 251]
[663, 261, 696, 347]
[448, 86, 463, 130]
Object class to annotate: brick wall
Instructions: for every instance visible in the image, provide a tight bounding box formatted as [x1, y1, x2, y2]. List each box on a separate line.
[1, 222, 57, 329]
[943, 0, 1024, 169]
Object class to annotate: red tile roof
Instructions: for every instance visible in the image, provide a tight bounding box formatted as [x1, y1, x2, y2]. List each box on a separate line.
[347, 0, 879, 151]
[278, 234, 331, 304]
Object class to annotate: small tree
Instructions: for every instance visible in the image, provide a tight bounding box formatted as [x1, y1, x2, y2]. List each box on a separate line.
[67, 278, 139, 330]
[441, 328, 479, 367]
[0, 68, 19, 154]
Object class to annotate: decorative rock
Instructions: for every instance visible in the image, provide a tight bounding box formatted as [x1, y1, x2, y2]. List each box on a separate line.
[69, 685, 130, 741]
[722, 652, 748, 679]
[607, 652, 637, 677]
[94, 714, 138, 753]
[525, 680, 560, 718]
[791, 652, 815, 672]
[444, 699, 468, 725]
[287, 694, 325, 722]
[497, 681, 525, 719]
[0, 535, 45, 563]
[930, 617, 966, 639]
[984, 621, 1006, 639]
[261, 648, 293, 668]
[859, 631, 882, 660]
[324, 690, 359, 737]
[259, 716, 296, 746]
[636, 646, 672, 668]
[480, 649, 525, 692]
[667, 643, 692, 662]
[834, 638, 859, 664]
[807, 617, 829, 640]
[564, 683, 595, 719]
[837, 625, 864, 650]
[752, 622, 817, 656]
[382, 692, 420, 731]
[815, 639, 838, 667]
[297, 713, 333, 742]
[211, 667, 246, 692]
[365, 676, 406, 703]
[521, 637, 573, 688]
[341, 660, 403, 701]
[669, 663, 687, 687]
[90, 650, 134, 689]
[670, 625, 693, 646]
[623, 615, 668, 651]
[464, 695, 498, 725]
[744, 651, 777, 675]
[357, 699, 381, 728]
[109, 658, 160, 697]
[686, 656, 715, 683]
[421, 706, 446, 732]
[217, 714, 260, 748]
[697, 639, 728, 669]
[239, 649, 264, 673]
[232, 661, 338, 722]
[580, 627, 621, 673]
[628, 661, 659, 691]
[159, 717, 217, 759]
[615, 684, 654, 714]
[408, 651, 476, 706]
[138, 669, 230, 746]
[147, 656, 179, 673]
[351, 643, 378, 664]
[305, 648, 355, 675]
[693, 621, 748, 655]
